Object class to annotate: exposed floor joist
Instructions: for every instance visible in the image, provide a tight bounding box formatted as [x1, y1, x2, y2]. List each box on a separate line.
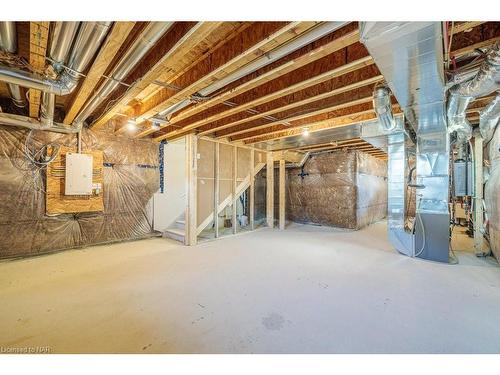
[28, 22, 49, 118]
[133, 21, 321, 138]
[95, 22, 228, 131]
[149, 27, 363, 139]
[63, 22, 136, 125]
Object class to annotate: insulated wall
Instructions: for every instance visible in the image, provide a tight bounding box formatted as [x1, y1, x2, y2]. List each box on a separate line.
[286, 150, 387, 229]
[485, 125, 500, 260]
[0, 125, 159, 259]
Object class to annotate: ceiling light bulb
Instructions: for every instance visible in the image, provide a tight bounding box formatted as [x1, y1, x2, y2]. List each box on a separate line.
[302, 127, 309, 137]
[126, 119, 137, 131]
[151, 121, 161, 131]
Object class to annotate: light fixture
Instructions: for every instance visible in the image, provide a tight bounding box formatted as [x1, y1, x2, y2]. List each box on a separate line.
[126, 119, 137, 131]
[150, 121, 161, 131]
[302, 127, 310, 137]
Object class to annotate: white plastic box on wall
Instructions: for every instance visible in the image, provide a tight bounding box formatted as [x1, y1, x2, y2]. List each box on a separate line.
[65, 153, 93, 195]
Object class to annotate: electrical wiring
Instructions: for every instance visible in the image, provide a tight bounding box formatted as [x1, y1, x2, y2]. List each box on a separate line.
[14, 130, 61, 193]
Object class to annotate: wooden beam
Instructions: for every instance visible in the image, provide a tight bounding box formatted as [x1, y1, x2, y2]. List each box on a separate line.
[214, 142, 220, 238]
[159, 28, 362, 136]
[250, 148, 255, 230]
[154, 56, 375, 141]
[279, 159, 285, 230]
[93, 22, 224, 130]
[220, 96, 373, 140]
[232, 145, 237, 234]
[202, 75, 383, 137]
[451, 22, 485, 35]
[451, 36, 500, 58]
[185, 133, 197, 246]
[63, 22, 136, 125]
[29, 22, 49, 118]
[135, 22, 320, 138]
[266, 152, 274, 228]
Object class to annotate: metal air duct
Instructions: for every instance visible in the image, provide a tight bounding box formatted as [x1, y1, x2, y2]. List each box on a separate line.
[479, 93, 500, 144]
[0, 22, 26, 108]
[361, 22, 450, 263]
[41, 22, 80, 126]
[75, 22, 174, 125]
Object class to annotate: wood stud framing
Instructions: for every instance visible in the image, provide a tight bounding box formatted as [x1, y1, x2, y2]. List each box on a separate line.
[28, 22, 49, 118]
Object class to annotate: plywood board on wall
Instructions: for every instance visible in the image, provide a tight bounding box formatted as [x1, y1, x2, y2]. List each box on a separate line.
[46, 146, 104, 214]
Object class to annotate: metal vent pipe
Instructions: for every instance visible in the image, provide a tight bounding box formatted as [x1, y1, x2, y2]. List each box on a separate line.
[74, 22, 173, 125]
[41, 22, 80, 126]
[0, 22, 172, 133]
[0, 22, 26, 108]
[447, 41, 500, 144]
[373, 84, 395, 131]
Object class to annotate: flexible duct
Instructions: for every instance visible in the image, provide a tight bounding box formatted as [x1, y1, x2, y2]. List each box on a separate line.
[75, 22, 173, 125]
[479, 93, 500, 144]
[0, 22, 26, 108]
[447, 41, 500, 144]
[373, 84, 395, 131]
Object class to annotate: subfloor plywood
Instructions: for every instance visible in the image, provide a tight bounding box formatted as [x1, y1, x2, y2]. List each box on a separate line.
[0, 221, 499, 354]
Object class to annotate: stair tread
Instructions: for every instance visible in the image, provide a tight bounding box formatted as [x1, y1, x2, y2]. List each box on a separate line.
[165, 228, 185, 236]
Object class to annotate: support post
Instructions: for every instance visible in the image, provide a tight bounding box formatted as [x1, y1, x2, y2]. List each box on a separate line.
[232, 146, 238, 234]
[250, 149, 255, 230]
[185, 134, 197, 246]
[279, 159, 285, 230]
[214, 142, 220, 238]
[473, 132, 484, 255]
[266, 152, 274, 228]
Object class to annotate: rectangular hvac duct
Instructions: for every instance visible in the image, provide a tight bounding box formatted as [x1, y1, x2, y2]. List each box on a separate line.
[360, 22, 450, 262]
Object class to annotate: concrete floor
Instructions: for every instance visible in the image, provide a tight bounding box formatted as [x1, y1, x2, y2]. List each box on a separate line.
[1, 221, 500, 354]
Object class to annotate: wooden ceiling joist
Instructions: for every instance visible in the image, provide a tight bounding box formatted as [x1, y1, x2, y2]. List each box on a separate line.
[133, 21, 321, 138]
[215, 94, 374, 140]
[451, 22, 486, 35]
[154, 56, 375, 142]
[200, 74, 383, 138]
[64, 22, 136, 125]
[93, 22, 226, 130]
[451, 36, 500, 58]
[149, 27, 362, 137]
[242, 104, 402, 145]
[28, 22, 50, 118]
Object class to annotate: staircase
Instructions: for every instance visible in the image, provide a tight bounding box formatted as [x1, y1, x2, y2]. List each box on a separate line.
[163, 214, 186, 244]
[196, 162, 266, 236]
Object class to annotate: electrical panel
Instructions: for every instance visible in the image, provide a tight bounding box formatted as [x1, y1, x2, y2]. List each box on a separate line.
[65, 153, 93, 195]
[453, 161, 473, 197]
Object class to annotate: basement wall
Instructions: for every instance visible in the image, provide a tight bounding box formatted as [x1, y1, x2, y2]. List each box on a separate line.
[286, 150, 387, 229]
[0, 125, 159, 259]
[485, 125, 500, 260]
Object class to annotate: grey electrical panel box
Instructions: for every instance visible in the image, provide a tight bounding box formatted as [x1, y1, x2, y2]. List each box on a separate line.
[453, 161, 473, 197]
[65, 153, 93, 195]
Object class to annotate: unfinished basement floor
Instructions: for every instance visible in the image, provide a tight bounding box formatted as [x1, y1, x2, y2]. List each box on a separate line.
[1, 221, 499, 354]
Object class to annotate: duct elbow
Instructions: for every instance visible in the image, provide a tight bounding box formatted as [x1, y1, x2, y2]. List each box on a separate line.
[479, 94, 500, 144]
[373, 84, 395, 131]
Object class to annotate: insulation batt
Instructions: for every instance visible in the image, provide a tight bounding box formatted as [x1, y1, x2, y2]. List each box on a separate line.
[484, 125, 500, 260]
[285, 150, 387, 229]
[0, 125, 159, 259]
